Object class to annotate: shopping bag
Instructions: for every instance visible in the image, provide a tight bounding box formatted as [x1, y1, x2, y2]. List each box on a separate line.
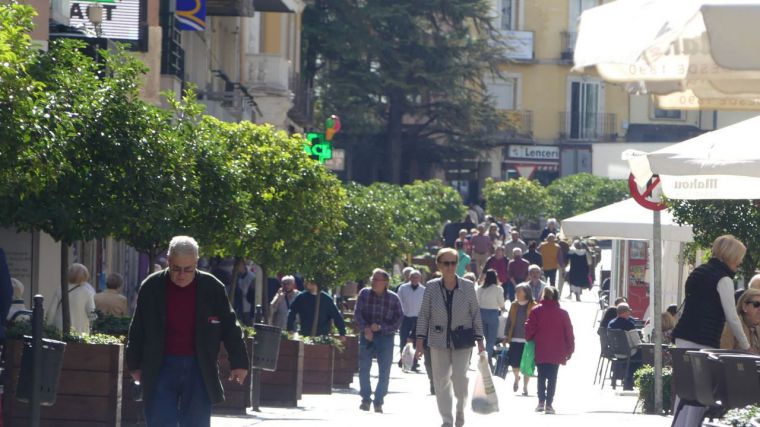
[401, 343, 415, 372]
[493, 346, 509, 379]
[519, 341, 536, 377]
[471, 352, 499, 414]
[496, 312, 509, 340]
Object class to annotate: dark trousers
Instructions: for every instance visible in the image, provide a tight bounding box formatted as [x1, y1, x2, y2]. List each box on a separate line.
[145, 355, 211, 427]
[537, 363, 560, 406]
[544, 269, 557, 287]
[399, 316, 418, 353]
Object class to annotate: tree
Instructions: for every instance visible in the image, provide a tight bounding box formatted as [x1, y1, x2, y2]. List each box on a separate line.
[402, 179, 466, 250]
[669, 200, 760, 280]
[303, 0, 505, 183]
[483, 177, 549, 228]
[546, 173, 629, 221]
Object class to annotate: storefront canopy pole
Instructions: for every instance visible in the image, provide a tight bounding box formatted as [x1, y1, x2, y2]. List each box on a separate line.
[653, 210, 664, 414]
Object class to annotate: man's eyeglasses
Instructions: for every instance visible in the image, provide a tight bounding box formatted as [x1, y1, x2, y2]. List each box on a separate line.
[170, 266, 196, 274]
[439, 260, 457, 267]
[745, 300, 760, 308]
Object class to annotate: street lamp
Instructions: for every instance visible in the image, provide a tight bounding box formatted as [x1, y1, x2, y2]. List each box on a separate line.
[87, 4, 104, 37]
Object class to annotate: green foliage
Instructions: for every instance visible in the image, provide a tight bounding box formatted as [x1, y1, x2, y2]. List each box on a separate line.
[6, 321, 123, 344]
[634, 364, 672, 414]
[64, 332, 124, 345]
[669, 200, 760, 279]
[301, 335, 345, 353]
[241, 325, 256, 338]
[6, 320, 62, 340]
[546, 173, 629, 221]
[483, 177, 549, 227]
[303, 0, 505, 182]
[91, 312, 132, 337]
[722, 405, 760, 427]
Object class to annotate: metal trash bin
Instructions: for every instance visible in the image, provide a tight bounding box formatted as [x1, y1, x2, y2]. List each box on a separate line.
[16, 336, 66, 406]
[251, 323, 282, 371]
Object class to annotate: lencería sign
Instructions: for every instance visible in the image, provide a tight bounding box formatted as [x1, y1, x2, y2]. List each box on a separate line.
[508, 145, 560, 161]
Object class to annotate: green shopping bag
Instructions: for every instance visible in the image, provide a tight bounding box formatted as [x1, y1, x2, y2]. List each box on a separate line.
[519, 341, 536, 377]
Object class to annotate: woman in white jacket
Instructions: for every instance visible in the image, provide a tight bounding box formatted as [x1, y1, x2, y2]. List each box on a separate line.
[46, 263, 96, 334]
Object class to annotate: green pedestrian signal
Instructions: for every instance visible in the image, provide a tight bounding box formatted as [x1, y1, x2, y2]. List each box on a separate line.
[304, 132, 333, 164]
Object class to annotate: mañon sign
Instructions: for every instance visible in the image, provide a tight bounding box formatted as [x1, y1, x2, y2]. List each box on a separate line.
[69, 0, 141, 41]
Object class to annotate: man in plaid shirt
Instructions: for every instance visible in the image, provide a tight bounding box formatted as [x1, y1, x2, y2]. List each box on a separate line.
[354, 268, 404, 413]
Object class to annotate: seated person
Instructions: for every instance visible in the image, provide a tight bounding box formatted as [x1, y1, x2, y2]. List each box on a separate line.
[599, 297, 628, 330]
[608, 303, 642, 390]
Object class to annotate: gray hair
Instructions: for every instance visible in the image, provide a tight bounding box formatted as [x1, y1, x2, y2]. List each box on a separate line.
[409, 270, 422, 278]
[67, 263, 90, 285]
[528, 264, 541, 273]
[371, 268, 390, 281]
[106, 273, 124, 290]
[281, 275, 296, 285]
[512, 247, 523, 256]
[168, 235, 200, 259]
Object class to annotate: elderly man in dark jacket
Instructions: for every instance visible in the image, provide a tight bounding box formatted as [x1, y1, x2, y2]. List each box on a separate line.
[126, 236, 248, 426]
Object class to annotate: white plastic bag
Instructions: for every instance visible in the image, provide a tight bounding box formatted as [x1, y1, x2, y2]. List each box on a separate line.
[401, 343, 415, 372]
[471, 351, 499, 414]
[496, 312, 509, 340]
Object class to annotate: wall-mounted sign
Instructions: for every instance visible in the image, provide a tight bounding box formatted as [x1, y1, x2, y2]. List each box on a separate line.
[176, 0, 206, 31]
[324, 148, 345, 171]
[502, 30, 534, 61]
[69, 0, 141, 40]
[507, 144, 560, 161]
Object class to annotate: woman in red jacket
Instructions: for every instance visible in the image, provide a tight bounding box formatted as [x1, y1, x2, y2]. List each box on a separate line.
[525, 286, 575, 415]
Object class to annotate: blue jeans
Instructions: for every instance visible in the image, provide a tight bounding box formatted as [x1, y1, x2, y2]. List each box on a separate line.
[480, 308, 500, 358]
[359, 334, 394, 405]
[145, 355, 211, 427]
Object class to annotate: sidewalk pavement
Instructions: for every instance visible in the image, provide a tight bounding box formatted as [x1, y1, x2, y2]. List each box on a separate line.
[212, 288, 674, 427]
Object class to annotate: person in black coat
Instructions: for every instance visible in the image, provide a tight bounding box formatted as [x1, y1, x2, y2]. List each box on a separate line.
[523, 241, 543, 267]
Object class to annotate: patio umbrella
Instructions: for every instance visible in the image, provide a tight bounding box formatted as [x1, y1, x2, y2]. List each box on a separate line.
[624, 114, 760, 199]
[574, 0, 760, 108]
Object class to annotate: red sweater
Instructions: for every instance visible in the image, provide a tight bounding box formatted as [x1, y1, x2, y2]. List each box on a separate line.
[525, 300, 574, 365]
[165, 278, 197, 356]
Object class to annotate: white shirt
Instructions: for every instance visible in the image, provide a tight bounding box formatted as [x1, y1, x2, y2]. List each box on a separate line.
[45, 283, 96, 334]
[397, 282, 425, 317]
[476, 284, 506, 310]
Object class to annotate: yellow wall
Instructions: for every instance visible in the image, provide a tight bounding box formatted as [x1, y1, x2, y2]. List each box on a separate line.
[262, 12, 282, 54]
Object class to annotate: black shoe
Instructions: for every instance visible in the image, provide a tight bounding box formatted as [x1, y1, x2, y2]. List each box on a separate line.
[430, 384, 436, 395]
[360, 401, 371, 411]
[374, 404, 383, 413]
[397, 359, 402, 368]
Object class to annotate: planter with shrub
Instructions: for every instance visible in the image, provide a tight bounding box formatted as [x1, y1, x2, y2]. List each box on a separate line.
[634, 364, 672, 415]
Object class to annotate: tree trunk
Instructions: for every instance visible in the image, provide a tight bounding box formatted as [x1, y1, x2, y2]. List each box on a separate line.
[60, 242, 71, 336]
[387, 91, 404, 184]
[229, 257, 242, 305]
[148, 248, 157, 273]
[310, 285, 321, 337]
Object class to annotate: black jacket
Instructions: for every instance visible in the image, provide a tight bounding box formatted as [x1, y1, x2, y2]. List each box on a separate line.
[126, 270, 249, 404]
[672, 258, 733, 348]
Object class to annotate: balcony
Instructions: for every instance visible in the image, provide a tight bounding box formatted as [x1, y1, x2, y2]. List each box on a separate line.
[559, 112, 617, 141]
[497, 110, 533, 141]
[245, 54, 293, 97]
[206, 0, 254, 17]
[560, 31, 577, 63]
[501, 30, 534, 61]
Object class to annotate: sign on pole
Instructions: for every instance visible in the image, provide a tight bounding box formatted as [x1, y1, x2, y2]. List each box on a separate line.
[628, 174, 667, 211]
[304, 132, 333, 164]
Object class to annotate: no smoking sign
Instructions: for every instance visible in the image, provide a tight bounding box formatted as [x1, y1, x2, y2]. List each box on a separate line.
[628, 173, 667, 211]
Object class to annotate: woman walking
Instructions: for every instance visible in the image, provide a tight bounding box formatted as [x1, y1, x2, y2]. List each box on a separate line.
[525, 287, 574, 414]
[476, 269, 505, 361]
[416, 248, 485, 427]
[566, 240, 591, 301]
[671, 235, 750, 427]
[503, 284, 537, 395]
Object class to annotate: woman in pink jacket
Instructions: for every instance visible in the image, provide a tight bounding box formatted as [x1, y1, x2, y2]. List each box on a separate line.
[525, 286, 575, 415]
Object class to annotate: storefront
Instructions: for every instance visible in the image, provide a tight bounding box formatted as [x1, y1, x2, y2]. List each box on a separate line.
[502, 144, 560, 185]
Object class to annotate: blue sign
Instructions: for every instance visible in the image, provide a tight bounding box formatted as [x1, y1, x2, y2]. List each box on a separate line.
[176, 0, 206, 31]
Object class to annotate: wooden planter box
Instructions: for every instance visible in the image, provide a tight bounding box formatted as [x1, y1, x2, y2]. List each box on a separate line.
[333, 335, 358, 388]
[302, 343, 334, 395]
[260, 339, 303, 407]
[3, 340, 123, 427]
[213, 337, 254, 414]
[120, 338, 255, 424]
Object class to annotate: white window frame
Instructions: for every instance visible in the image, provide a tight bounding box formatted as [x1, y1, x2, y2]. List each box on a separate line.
[566, 76, 605, 140]
[568, 0, 599, 31]
[487, 73, 522, 111]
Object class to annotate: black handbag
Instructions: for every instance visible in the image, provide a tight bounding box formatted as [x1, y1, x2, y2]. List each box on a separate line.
[439, 279, 475, 349]
[450, 326, 475, 349]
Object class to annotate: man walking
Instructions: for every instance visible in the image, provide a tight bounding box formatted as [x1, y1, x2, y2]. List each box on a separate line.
[504, 230, 528, 260]
[539, 234, 561, 286]
[126, 236, 249, 427]
[354, 269, 404, 413]
[269, 275, 299, 329]
[397, 270, 425, 371]
[469, 224, 492, 276]
[507, 248, 530, 302]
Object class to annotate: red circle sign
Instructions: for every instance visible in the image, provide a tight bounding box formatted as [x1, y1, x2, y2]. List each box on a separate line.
[629, 174, 667, 211]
